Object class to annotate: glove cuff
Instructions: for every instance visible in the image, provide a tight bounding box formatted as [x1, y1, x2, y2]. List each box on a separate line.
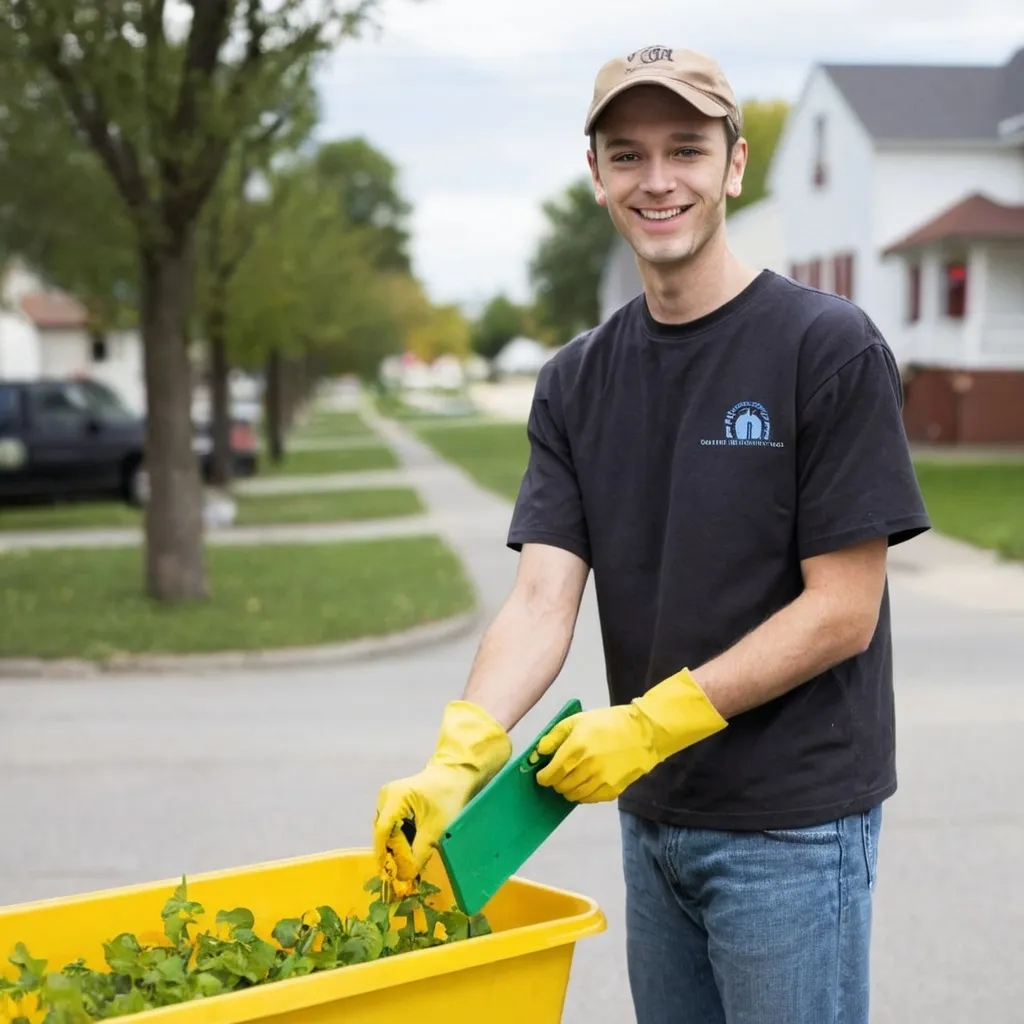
[431, 699, 513, 779]
[632, 667, 728, 762]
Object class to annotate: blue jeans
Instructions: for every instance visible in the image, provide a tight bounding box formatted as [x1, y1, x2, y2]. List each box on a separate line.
[620, 804, 883, 1024]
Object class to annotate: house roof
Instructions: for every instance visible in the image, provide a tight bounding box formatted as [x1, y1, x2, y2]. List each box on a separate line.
[822, 46, 1024, 142]
[883, 192, 1024, 254]
[20, 290, 90, 329]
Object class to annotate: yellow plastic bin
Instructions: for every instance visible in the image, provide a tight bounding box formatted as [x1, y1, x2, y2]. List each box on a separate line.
[0, 848, 606, 1024]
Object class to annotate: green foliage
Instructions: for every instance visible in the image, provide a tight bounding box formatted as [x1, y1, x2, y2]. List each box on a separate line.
[312, 137, 413, 272]
[0, 876, 490, 1024]
[527, 177, 617, 346]
[0, 54, 137, 329]
[728, 99, 790, 216]
[470, 294, 529, 360]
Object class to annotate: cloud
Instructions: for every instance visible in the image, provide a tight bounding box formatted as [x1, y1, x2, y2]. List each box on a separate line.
[316, 0, 1024, 306]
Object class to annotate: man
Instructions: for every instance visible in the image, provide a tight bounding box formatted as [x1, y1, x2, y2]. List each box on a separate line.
[374, 45, 931, 1023]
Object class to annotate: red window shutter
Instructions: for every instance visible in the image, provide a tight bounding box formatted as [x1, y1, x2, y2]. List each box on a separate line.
[945, 262, 967, 318]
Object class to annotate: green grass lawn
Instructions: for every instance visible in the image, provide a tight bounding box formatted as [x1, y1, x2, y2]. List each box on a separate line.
[291, 411, 375, 440]
[414, 423, 529, 501]
[913, 460, 1024, 560]
[0, 535, 475, 661]
[263, 445, 398, 476]
[0, 489, 423, 532]
[372, 390, 479, 422]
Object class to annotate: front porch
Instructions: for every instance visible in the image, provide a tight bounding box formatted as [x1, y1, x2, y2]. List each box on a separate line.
[883, 193, 1024, 443]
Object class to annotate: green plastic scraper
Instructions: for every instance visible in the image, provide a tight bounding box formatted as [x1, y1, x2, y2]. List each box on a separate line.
[435, 698, 583, 916]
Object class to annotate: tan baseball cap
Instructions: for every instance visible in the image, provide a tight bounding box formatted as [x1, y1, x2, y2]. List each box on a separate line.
[584, 46, 741, 137]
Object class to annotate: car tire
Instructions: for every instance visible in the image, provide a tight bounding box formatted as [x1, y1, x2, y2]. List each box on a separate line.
[123, 458, 149, 507]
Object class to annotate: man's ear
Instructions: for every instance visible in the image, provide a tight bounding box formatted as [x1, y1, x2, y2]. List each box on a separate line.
[587, 148, 608, 207]
[724, 137, 748, 198]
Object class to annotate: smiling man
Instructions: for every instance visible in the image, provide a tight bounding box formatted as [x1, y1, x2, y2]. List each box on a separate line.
[374, 46, 931, 1024]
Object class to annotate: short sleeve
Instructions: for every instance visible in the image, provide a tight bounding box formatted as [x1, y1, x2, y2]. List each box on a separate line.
[506, 364, 591, 565]
[796, 338, 931, 560]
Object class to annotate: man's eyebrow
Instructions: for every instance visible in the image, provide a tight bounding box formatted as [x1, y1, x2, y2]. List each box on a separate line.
[603, 131, 711, 149]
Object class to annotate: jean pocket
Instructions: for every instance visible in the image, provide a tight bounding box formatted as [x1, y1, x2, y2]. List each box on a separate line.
[761, 821, 839, 843]
[861, 808, 880, 890]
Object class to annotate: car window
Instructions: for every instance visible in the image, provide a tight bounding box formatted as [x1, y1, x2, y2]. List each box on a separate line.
[0, 386, 20, 432]
[73, 379, 132, 417]
[28, 384, 91, 429]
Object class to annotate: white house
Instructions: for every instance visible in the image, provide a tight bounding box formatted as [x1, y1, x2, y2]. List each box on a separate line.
[0, 260, 146, 412]
[599, 45, 1024, 443]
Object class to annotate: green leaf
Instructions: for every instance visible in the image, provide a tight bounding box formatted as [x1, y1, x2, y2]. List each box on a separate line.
[101, 934, 145, 978]
[9, 942, 47, 990]
[439, 911, 469, 943]
[362, 877, 382, 894]
[215, 908, 255, 934]
[315, 906, 343, 945]
[366, 901, 390, 932]
[190, 972, 224, 999]
[270, 918, 302, 950]
[339, 921, 383, 964]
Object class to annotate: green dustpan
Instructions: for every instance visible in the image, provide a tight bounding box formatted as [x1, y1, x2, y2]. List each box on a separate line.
[433, 698, 583, 917]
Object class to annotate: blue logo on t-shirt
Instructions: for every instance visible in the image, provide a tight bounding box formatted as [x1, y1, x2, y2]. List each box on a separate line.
[700, 401, 784, 448]
[726, 401, 771, 441]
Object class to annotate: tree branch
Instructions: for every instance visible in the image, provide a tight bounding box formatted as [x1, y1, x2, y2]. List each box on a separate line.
[29, 36, 150, 214]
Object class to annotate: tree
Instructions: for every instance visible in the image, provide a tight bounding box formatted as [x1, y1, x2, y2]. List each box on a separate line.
[729, 99, 790, 216]
[0, 0, 386, 603]
[311, 137, 412, 272]
[528, 177, 617, 346]
[0, 57, 136, 335]
[194, 70, 320, 487]
[470, 294, 527, 360]
[406, 303, 471, 364]
[224, 158, 411, 456]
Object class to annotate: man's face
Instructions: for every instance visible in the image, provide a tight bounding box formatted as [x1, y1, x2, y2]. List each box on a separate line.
[588, 85, 747, 268]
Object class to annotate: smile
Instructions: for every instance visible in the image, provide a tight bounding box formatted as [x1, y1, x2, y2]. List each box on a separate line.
[634, 205, 692, 222]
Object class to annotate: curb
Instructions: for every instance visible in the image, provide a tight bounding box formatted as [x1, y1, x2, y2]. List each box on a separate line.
[0, 606, 484, 681]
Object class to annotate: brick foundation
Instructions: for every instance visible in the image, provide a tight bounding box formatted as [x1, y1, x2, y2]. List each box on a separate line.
[902, 366, 1024, 444]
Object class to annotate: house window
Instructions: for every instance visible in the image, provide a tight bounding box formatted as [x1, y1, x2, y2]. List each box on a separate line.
[908, 264, 921, 322]
[944, 262, 967, 318]
[90, 334, 108, 362]
[813, 114, 828, 188]
[832, 253, 855, 299]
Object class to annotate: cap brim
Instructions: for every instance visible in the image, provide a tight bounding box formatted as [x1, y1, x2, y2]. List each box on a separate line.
[584, 77, 730, 135]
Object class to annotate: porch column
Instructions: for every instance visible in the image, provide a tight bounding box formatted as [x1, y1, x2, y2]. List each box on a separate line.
[964, 244, 987, 366]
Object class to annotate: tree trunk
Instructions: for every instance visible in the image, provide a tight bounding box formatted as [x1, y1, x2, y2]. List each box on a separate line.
[208, 284, 233, 488]
[140, 242, 208, 603]
[264, 347, 285, 464]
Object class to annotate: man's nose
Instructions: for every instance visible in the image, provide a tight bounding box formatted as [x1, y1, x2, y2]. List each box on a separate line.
[641, 157, 676, 195]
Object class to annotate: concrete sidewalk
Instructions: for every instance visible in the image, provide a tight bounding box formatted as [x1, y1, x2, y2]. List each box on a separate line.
[887, 526, 1024, 614]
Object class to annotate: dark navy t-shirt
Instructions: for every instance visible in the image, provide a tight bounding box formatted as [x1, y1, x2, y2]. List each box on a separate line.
[506, 270, 931, 830]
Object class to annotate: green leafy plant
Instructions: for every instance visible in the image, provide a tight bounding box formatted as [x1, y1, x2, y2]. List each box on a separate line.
[0, 876, 490, 1024]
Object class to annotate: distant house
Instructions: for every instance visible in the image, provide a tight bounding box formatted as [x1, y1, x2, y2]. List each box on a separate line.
[492, 336, 556, 377]
[599, 46, 1024, 444]
[0, 260, 146, 412]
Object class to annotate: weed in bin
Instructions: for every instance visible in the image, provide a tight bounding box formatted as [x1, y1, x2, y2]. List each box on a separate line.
[0, 875, 490, 1024]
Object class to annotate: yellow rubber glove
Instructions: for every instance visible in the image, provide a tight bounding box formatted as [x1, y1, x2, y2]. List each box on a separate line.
[373, 700, 512, 882]
[534, 668, 727, 803]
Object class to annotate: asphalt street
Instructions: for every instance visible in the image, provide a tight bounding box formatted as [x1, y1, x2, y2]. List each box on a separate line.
[1, 413, 1022, 1023]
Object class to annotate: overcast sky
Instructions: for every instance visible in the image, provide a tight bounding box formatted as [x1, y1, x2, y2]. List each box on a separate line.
[315, 0, 1023, 311]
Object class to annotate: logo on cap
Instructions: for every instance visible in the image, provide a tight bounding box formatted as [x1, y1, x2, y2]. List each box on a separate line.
[626, 46, 673, 66]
